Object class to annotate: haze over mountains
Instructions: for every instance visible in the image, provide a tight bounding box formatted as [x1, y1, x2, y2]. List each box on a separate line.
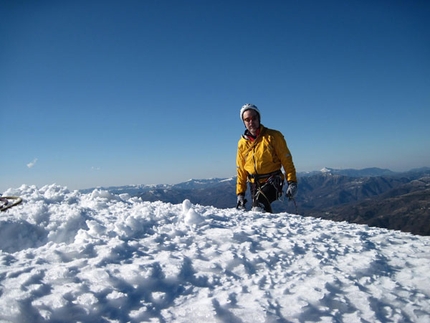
[83, 167, 430, 236]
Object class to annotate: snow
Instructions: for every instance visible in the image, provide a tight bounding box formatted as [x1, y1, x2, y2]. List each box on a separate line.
[1, 184, 429, 323]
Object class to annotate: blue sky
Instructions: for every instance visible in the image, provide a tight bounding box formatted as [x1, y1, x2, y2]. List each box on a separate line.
[1, 0, 429, 191]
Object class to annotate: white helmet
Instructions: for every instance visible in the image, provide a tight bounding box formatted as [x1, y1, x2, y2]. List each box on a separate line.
[240, 103, 261, 121]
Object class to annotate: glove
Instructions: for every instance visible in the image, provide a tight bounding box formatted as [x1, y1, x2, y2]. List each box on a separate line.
[286, 182, 297, 199]
[236, 194, 247, 209]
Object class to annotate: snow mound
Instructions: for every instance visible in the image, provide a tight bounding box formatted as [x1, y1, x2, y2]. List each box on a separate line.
[0, 184, 429, 322]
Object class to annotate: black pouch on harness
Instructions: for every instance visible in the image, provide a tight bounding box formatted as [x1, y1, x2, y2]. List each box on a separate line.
[266, 174, 284, 199]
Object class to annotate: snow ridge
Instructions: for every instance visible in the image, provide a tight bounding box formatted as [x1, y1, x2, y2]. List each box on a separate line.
[0, 184, 429, 322]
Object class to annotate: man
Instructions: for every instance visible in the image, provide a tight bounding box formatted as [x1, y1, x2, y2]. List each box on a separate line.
[236, 103, 298, 212]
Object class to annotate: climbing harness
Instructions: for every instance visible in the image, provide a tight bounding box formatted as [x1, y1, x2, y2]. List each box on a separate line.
[0, 196, 23, 211]
[248, 171, 299, 214]
[249, 170, 284, 213]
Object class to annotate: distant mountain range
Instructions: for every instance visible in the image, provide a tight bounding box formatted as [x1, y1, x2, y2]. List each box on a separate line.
[83, 167, 430, 236]
[298, 167, 420, 177]
[294, 167, 430, 236]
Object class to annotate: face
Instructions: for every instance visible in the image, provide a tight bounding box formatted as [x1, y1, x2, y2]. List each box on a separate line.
[242, 110, 260, 136]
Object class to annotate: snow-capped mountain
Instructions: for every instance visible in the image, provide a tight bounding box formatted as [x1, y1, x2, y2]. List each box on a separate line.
[299, 167, 397, 177]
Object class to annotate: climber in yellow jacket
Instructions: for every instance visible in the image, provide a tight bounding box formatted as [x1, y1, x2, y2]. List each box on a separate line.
[236, 103, 297, 212]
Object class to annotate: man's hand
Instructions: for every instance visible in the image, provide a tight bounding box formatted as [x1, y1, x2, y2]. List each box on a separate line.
[286, 182, 297, 199]
[236, 194, 247, 209]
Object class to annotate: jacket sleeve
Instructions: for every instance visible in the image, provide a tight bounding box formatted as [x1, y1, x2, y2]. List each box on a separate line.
[274, 132, 297, 183]
[236, 141, 248, 195]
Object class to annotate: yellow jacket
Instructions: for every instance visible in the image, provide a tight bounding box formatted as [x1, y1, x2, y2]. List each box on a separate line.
[236, 125, 297, 195]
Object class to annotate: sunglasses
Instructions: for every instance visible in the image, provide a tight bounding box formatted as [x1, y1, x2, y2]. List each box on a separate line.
[243, 116, 258, 123]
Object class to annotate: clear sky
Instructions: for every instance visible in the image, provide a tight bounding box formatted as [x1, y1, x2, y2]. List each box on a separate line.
[1, 0, 429, 192]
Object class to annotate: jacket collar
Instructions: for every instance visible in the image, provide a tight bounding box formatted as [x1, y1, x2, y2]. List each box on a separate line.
[242, 125, 265, 141]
